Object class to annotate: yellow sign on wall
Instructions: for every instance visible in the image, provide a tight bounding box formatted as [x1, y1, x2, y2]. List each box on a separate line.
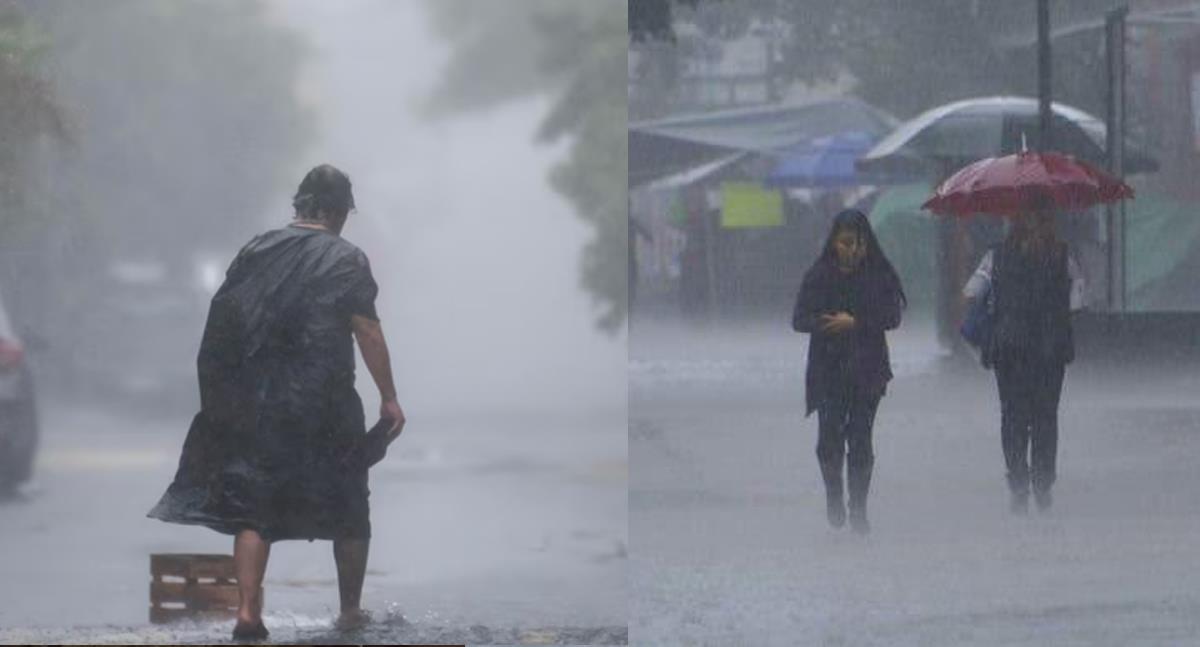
[721, 183, 783, 229]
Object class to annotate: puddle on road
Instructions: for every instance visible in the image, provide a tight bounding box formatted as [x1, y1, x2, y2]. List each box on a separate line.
[0, 614, 629, 645]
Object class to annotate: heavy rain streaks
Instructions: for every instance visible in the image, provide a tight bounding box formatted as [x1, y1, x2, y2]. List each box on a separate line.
[0, 0, 625, 644]
[630, 1, 1200, 644]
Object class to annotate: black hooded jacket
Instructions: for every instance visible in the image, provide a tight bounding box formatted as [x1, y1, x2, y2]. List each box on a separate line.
[792, 260, 903, 416]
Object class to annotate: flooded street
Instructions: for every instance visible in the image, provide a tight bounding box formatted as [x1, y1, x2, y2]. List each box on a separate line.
[0, 0, 627, 643]
[630, 317, 1200, 646]
[0, 400, 625, 644]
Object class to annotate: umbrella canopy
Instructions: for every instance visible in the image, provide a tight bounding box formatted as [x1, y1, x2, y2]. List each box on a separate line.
[858, 96, 1158, 178]
[764, 131, 880, 188]
[921, 150, 1134, 216]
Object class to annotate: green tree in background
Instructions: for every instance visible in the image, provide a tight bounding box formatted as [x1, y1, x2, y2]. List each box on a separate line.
[2, 1, 313, 391]
[423, 0, 628, 333]
[634, 0, 1124, 119]
[0, 3, 63, 240]
[629, 0, 702, 42]
[15, 0, 312, 260]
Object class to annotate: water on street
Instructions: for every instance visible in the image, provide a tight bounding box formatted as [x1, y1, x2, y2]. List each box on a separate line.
[0, 402, 625, 645]
[0, 1, 625, 644]
[630, 315, 1200, 646]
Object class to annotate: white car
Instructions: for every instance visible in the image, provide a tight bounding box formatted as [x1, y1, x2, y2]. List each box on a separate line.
[0, 288, 38, 493]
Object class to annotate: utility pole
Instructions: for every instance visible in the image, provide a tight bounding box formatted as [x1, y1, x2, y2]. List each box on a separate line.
[1037, 0, 1053, 150]
[1105, 7, 1129, 311]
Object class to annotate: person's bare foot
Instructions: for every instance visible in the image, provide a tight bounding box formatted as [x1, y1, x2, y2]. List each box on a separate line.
[335, 608, 372, 630]
[231, 618, 269, 641]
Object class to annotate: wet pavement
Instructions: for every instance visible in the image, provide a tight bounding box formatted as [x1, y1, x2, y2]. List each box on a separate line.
[1, 620, 627, 646]
[0, 401, 626, 645]
[630, 316, 1200, 646]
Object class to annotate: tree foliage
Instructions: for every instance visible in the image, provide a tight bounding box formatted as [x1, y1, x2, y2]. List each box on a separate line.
[13, 0, 312, 258]
[423, 0, 628, 332]
[0, 3, 63, 236]
[629, 0, 703, 42]
[637, 0, 1126, 119]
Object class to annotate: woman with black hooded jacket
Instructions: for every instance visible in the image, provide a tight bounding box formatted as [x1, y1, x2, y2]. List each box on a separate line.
[792, 209, 906, 534]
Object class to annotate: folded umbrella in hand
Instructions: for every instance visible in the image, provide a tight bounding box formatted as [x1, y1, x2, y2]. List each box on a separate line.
[344, 418, 402, 470]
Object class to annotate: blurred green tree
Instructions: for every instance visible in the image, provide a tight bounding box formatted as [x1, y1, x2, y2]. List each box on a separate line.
[629, 0, 703, 42]
[635, 0, 1123, 119]
[14, 0, 312, 261]
[1, 1, 312, 389]
[423, 0, 628, 333]
[0, 3, 64, 240]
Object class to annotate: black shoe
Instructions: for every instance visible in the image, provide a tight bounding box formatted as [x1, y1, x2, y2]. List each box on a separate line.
[232, 620, 270, 641]
[1010, 492, 1030, 516]
[826, 497, 846, 529]
[848, 508, 870, 535]
[1034, 490, 1052, 512]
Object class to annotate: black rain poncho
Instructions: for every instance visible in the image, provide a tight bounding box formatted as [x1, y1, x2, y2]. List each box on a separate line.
[148, 224, 379, 542]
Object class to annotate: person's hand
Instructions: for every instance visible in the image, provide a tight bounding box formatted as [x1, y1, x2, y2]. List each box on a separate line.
[820, 312, 856, 334]
[381, 399, 405, 439]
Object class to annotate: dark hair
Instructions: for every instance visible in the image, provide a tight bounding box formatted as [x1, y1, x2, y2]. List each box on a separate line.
[817, 209, 907, 308]
[1008, 211, 1059, 260]
[293, 164, 355, 222]
[1026, 188, 1056, 214]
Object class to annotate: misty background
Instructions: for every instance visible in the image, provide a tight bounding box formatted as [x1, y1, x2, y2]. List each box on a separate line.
[1, 0, 626, 419]
[0, 1, 625, 642]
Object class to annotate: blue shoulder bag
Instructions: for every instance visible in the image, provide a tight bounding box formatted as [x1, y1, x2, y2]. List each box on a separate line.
[960, 248, 999, 351]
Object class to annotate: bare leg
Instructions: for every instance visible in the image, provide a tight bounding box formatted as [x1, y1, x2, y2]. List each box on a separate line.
[334, 538, 370, 624]
[234, 530, 270, 627]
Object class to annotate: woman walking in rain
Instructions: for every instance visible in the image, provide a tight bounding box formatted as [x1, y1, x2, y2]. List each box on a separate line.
[148, 164, 405, 639]
[964, 202, 1082, 515]
[792, 209, 906, 535]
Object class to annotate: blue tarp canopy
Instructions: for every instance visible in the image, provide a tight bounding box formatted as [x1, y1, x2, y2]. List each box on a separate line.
[764, 131, 881, 188]
[630, 97, 899, 187]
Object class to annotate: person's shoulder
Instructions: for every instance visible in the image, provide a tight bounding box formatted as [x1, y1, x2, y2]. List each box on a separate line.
[801, 260, 831, 286]
[992, 240, 1012, 266]
[235, 228, 287, 257]
[327, 237, 373, 272]
[333, 236, 367, 258]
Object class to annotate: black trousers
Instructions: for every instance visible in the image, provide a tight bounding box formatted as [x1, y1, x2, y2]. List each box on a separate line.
[816, 385, 882, 512]
[994, 354, 1066, 496]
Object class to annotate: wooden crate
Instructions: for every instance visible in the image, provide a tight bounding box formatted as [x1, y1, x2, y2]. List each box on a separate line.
[149, 553, 262, 624]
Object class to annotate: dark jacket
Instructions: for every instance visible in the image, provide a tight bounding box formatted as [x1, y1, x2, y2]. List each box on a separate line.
[991, 239, 1074, 366]
[792, 262, 903, 416]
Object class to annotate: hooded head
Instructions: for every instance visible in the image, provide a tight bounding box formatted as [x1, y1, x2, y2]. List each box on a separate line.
[816, 209, 907, 306]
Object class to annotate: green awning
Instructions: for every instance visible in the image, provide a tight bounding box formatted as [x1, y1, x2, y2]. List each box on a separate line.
[866, 182, 1200, 310]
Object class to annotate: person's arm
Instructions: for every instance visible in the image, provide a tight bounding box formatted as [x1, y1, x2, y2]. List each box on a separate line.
[793, 269, 862, 335]
[962, 250, 994, 300]
[1067, 251, 1085, 312]
[854, 281, 903, 332]
[792, 271, 825, 333]
[352, 314, 405, 435]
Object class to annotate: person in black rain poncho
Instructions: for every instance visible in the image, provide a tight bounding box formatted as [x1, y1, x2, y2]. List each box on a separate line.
[148, 164, 405, 639]
[792, 209, 905, 535]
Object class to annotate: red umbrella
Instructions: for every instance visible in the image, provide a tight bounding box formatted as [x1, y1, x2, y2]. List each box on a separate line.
[921, 150, 1134, 216]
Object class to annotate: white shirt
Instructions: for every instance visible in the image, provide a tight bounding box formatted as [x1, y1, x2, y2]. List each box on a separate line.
[962, 249, 1086, 312]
